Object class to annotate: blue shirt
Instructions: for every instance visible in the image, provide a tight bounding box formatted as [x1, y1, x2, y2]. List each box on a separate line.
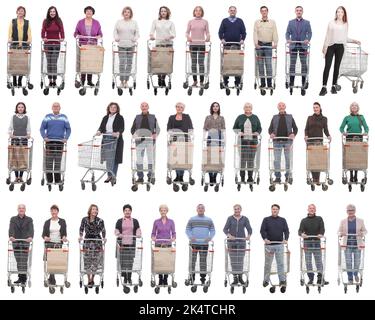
[186, 215, 215, 244]
[347, 219, 357, 247]
[40, 113, 71, 140]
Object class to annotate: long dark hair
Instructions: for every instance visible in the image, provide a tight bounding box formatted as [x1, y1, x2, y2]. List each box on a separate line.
[45, 6, 62, 27]
[158, 6, 171, 20]
[210, 102, 221, 115]
[106, 102, 121, 115]
[335, 6, 348, 23]
[313, 102, 323, 115]
[87, 204, 98, 218]
[15, 102, 27, 114]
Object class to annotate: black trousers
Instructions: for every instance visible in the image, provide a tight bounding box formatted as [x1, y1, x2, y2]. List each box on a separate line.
[45, 141, 64, 183]
[13, 241, 30, 281]
[191, 244, 208, 280]
[240, 138, 257, 180]
[323, 44, 344, 86]
[190, 45, 205, 82]
[289, 46, 308, 86]
[11, 137, 28, 178]
[45, 45, 60, 80]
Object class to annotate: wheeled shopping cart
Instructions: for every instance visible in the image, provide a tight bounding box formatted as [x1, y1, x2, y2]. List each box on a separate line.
[44, 241, 71, 294]
[151, 240, 177, 294]
[338, 234, 365, 293]
[306, 137, 333, 191]
[300, 236, 327, 294]
[342, 134, 369, 192]
[201, 137, 225, 192]
[183, 41, 211, 96]
[220, 42, 244, 96]
[264, 242, 290, 294]
[185, 240, 214, 293]
[112, 41, 137, 96]
[75, 36, 104, 96]
[254, 46, 277, 96]
[116, 237, 143, 294]
[6, 136, 33, 191]
[285, 41, 310, 95]
[7, 41, 34, 96]
[147, 40, 173, 95]
[224, 238, 250, 294]
[339, 43, 368, 94]
[40, 39, 67, 95]
[79, 238, 105, 294]
[131, 136, 156, 192]
[167, 131, 195, 192]
[78, 134, 118, 191]
[268, 137, 294, 192]
[7, 239, 33, 293]
[234, 133, 261, 192]
[41, 139, 67, 192]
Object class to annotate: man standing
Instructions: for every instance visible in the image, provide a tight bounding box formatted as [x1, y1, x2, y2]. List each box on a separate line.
[285, 6, 312, 91]
[8, 204, 34, 285]
[185, 204, 216, 285]
[254, 6, 278, 89]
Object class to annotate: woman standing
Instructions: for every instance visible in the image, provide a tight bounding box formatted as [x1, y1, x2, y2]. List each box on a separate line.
[319, 6, 360, 96]
[79, 204, 106, 288]
[41, 6, 65, 87]
[97, 102, 124, 184]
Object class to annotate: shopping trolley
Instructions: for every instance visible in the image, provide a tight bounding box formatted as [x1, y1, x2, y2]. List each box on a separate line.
[299, 236, 327, 294]
[268, 137, 293, 191]
[342, 134, 369, 192]
[147, 40, 173, 95]
[220, 42, 244, 96]
[184, 240, 214, 293]
[75, 36, 104, 96]
[40, 39, 67, 95]
[224, 238, 250, 294]
[306, 137, 333, 191]
[44, 241, 71, 294]
[79, 238, 106, 294]
[116, 237, 143, 294]
[6, 136, 33, 191]
[338, 234, 365, 293]
[167, 131, 195, 192]
[78, 134, 118, 191]
[234, 133, 261, 192]
[183, 41, 211, 96]
[150, 239, 177, 294]
[201, 137, 225, 192]
[285, 41, 310, 95]
[254, 46, 277, 96]
[7, 239, 33, 293]
[339, 43, 368, 94]
[7, 41, 34, 96]
[131, 136, 156, 192]
[112, 41, 137, 96]
[264, 241, 290, 293]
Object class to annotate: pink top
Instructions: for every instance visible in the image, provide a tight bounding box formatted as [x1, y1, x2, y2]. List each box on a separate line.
[122, 218, 141, 245]
[186, 18, 210, 44]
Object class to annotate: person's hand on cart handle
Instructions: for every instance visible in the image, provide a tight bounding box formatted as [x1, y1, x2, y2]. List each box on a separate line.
[304, 40, 310, 45]
[150, 35, 155, 40]
[272, 44, 277, 49]
[289, 133, 295, 140]
[317, 234, 324, 239]
[103, 238, 107, 244]
[246, 235, 250, 240]
[78, 236, 83, 242]
[44, 236, 51, 242]
[96, 131, 102, 136]
[205, 36, 210, 42]
[270, 133, 275, 139]
[227, 234, 235, 240]
[187, 36, 192, 42]
[112, 132, 120, 138]
[26, 237, 33, 243]
[221, 39, 226, 45]
[328, 136, 332, 142]
[62, 139, 67, 143]
[44, 137, 49, 142]
[264, 239, 271, 245]
[151, 236, 156, 241]
[240, 40, 244, 45]
[304, 136, 308, 142]
[301, 233, 307, 239]
[171, 237, 176, 242]
[9, 237, 15, 242]
[152, 133, 157, 140]
[191, 237, 196, 242]
[283, 240, 288, 244]
[62, 236, 68, 243]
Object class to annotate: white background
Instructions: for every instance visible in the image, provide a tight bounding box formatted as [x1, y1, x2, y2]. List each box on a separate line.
[0, 0, 373, 300]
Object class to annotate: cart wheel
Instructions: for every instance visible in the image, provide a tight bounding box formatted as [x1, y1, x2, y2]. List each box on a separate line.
[7, 82, 11, 89]
[80, 281, 83, 288]
[305, 82, 309, 89]
[22, 88, 28, 96]
[172, 281, 177, 288]
[249, 184, 253, 192]
[254, 82, 257, 90]
[65, 281, 71, 288]
[187, 87, 192, 96]
[154, 88, 157, 96]
[311, 184, 315, 191]
[236, 88, 240, 96]
[222, 177, 224, 187]
[220, 82, 224, 89]
[173, 184, 180, 192]
[117, 88, 123, 96]
[6, 177, 11, 185]
[318, 286, 321, 294]
[300, 279, 305, 286]
[129, 88, 133, 96]
[182, 184, 188, 192]
[269, 287, 276, 293]
[336, 84, 342, 91]
[94, 88, 99, 96]
[43, 88, 49, 96]
[11, 286, 15, 294]
[237, 184, 241, 191]
[306, 286, 310, 294]
[260, 89, 266, 96]
[191, 285, 197, 293]
[146, 184, 151, 192]
[41, 178, 45, 186]
[269, 185, 276, 192]
[123, 285, 130, 294]
[289, 88, 293, 95]
[155, 287, 160, 294]
[9, 184, 14, 191]
[201, 177, 204, 186]
[166, 177, 172, 185]
[95, 287, 99, 294]
[59, 287, 63, 294]
[116, 278, 119, 287]
[81, 182, 85, 190]
[199, 88, 204, 96]
[112, 82, 115, 89]
[328, 179, 334, 185]
[139, 279, 143, 287]
[59, 184, 64, 192]
[204, 185, 208, 192]
[57, 88, 61, 95]
[343, 285, 348, 294]
[147, 81, 150, 89]
[20, 183, 26, 192]
[11, 88, 15, 96]
[203, 286, 209, 293]
[189, 178, 195, 185]
[134, 285, 138, 293]
[168, 287, 172, 294]
[28, 83, 34, 90]
[353, 87, 358, 94]
[257, 177, 260, 185]
[165, 88, 169, 95]
[280, 286, 286, 293]
[183, 81, 188, 89]
[322, 184, 328, 191]
[342, 177, 347, 185]
[348, 185, 352, 192]
[184, 279, 190, 286]
[360, 81, 364, 89]
[356, 285, 360, 293]
[44, 281, 48, 288]
[79, 88, 86, 96]
[48, 185, 52, 191]
[270, 89, 274, 96]
[49, 287, 56, 294]
[40, 81, 44, 89]
[22, 287, 25, 294]
[301, 89, 306, 96]
[150, 281, 155, 288]
[75, 80, 81, 88]
[84, 287, 89, 294]
[168, 82, 172, 90]
[92, 183, 97, 192]
[214, 185, 219, 192]
[204, 82, 209, 89]
[230, 286, 234, 294]
[225, 88, 230, 96]
[362, 177, 367, 185]
[360, 184, 365, 192]
[224, 280, 228, 287]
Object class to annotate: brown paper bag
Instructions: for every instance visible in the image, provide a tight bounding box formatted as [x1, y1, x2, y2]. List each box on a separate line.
[202, 146, 224, 171]
[8, 49, 29, 75]
[222, 50, 244, 75]
[168, 142, 193, 170]
[8, 146, 28, 170]
[344, 142, 368, 170]
[153, 247, 175, 273]
[47, 249, 68, 274]
[77, 45, 104, 73]
[150, 47, 174, 74]
[307, 145, 328, 171]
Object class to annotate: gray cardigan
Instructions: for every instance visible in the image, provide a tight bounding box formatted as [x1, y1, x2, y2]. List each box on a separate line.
[223, 215, 252, 238]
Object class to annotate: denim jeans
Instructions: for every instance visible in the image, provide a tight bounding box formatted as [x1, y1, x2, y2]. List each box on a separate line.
[102, 135, 119, 177]
[345, 247, 361, 281]
[264, 244, 286, 282]
[273, 140, 292, 178]
[190, 44, 205, 83]
[135, 139, 154, 179]
[118, 46, 134, 81]
[191, 244, 209, 279]
[228, 240, 246, 274]
[304, 240, 323, 281]
[256, 42, 273, 87]
[289, 45, 308, 86]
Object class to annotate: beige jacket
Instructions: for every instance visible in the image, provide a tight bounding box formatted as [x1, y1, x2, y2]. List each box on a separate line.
[338, 218, 367, 248]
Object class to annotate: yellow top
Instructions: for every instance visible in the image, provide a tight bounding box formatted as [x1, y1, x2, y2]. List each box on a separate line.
[8, 19, 32, 44]
[253, 19, 278, 46]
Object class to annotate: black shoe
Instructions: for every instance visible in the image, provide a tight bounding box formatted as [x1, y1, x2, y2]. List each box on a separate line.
[87, 81, 95, 87]
[231, 276, 239, 285]
[163, 279, 168, 286]
[308, 279, 313, 285]
[280, 281, 287, 287]
[238, 275, 246, 285]
[127, 273, 132, 284]
[247, 176, 254, 183]
[240, 175, 246, 183]
[319, 87, 327, 96]
[52, 81, 57, 88]
[104, 177, 112, 183]
[88, 281, 94, 288]
[158, 278, 163, 286]
[173, 177, 179, 183]
[17, 79, 23, 87]
[263, 281, 269, 287]
[49, 275, 56, 285]
[158, 78, 162, 87]
[14, 279, 22, 285]
[331, 86, 337, 94]
[274, 177, 281, 183]
[136, 178, 144, 183]
[200, 277, 206, 285]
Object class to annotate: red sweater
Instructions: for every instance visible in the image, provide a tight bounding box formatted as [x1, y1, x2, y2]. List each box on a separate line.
[41, 19, 65, 40]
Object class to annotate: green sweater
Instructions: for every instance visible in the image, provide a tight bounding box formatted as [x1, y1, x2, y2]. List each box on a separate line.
[233, 114, 262, 133]
[340, 115, 369, 134]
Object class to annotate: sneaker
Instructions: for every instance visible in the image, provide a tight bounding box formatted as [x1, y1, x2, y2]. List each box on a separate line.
[355, 275, 360, 283]
[319, 87, 327, 96]
[262, 281, 269, 287]
[331, 86, 337, 94]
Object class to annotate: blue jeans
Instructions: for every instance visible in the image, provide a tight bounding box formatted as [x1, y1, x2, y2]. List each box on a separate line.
[102, 135, 119, 177]
[256, 42, 272, 88]
[304, 240, 323, 281]
[228, 240, 246, 274]
[136, 140, 154, 179]
[264, 244, 285, 282]
[345, 247, 361, 281]
[118, 46, 134, 81]
[289, 45, 308, 86]
[273, 140, 292, 179]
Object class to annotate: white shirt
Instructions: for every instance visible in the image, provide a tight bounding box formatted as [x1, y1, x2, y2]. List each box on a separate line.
[106, 114, 117, 133]
[150, 19, 176, 45]
[323, 20, 352, 49]
[244, 118, 253, 139]
[113, 19, 139, 47]
[50, 219, 61, 244]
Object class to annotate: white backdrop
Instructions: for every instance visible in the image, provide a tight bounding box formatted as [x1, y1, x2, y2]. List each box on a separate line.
[0, 0, 374, 300]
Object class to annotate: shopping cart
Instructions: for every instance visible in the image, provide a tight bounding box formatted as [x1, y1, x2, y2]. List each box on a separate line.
[342, 134, 369, 192]
[234, 133, 261, 192]
[151, 239, 177, 294]
[264, 241, 290, 293]
[116, 237, 143, 294]
[44, 241, 71, 294]
[339, 43, 368, 94]
[220, 42, 244, 96]
[201, 137, 225, 192]
[299, 236, 327, 294]
[184, 240, 214, 293]
[183, 41, 211, 96]
[254, 46, 277, 96]
[338, 234, 365, 293]
[131, 136, 156, 192]
[147, 39, 173, 95]
[112, 41, 137, 96]
[224, 238, 250, 294]
[7, 41, 34, 96]
[40, 39, 67, 95]
[7, 239, 33, 293]
[6, 136, 33, 191]
[285, 41, 310, 95]
[75, 36, 104, 96]
[79, 238, 106, 294]
[41, 139, 67, 191]
[167, 131, 195, 192]
[306, 137, 333, 191]
[268, 137, 293, 191]
[78, 134, 118, 191]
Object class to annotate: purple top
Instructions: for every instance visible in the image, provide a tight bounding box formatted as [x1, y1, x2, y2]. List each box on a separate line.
[151, 218, 176, 243]
[74, 18, 103, 44]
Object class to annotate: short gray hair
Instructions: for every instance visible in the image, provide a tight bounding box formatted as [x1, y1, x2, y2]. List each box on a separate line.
[346, 204, 356, 211]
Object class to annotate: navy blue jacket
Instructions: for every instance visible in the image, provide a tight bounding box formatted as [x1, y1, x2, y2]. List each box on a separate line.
[218, 18, 246, 43]
[260, 216, 289, 242]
